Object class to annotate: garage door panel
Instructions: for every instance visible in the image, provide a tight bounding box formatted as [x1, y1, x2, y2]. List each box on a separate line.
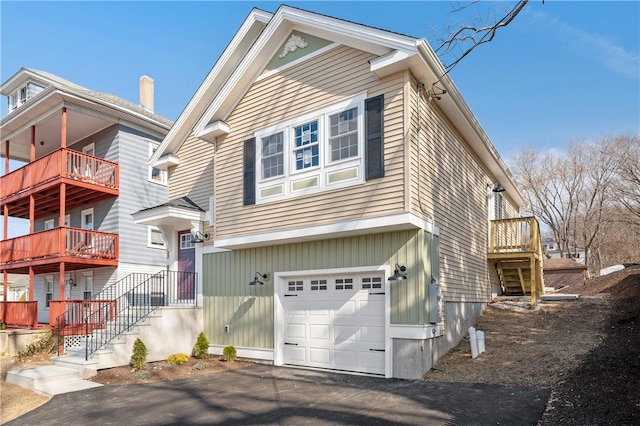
[285, 323, 306, 339]
[360, 299, 385, 317]
[361, 351, 385, 374]
[361, 325, 385, 344]
[309, 324, 331, 340]
[334, 349, 358, 368]
[334, 325, 357, 343]
[335, 300, 357, 316]
[309, 348, 330, 364]
[284, 345, 307, 363]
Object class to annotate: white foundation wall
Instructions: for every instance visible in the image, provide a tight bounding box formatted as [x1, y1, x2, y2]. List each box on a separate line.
[89, 306, 203, 370]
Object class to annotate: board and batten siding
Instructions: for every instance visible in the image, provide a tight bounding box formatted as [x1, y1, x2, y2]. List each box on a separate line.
[213, 45, 407, 239]
[406, 76, 500, 303]
[202, 230, 438, 348]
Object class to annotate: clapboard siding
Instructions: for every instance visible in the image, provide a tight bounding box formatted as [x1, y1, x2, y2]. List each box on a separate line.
[168, 133, 215, 211]
[115, 125, 167, 266]
[213, 45, 406, 239]
[202, 229, 437, 348]
[406, 76, 502, 303]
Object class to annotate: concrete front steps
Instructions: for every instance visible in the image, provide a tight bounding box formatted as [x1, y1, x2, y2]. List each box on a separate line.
[6, 365, 103, 397]
[7, 306, 203, 396]
[5, 320, 148, 396]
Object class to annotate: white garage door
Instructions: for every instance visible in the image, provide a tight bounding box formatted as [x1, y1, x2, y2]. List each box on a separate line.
[282, 274, 385, 375]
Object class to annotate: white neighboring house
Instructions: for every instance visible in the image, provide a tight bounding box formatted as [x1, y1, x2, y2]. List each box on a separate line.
[542, 240, 586, 265]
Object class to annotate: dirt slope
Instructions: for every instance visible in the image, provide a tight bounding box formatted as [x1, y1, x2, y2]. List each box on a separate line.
[424, 267, 640, 424]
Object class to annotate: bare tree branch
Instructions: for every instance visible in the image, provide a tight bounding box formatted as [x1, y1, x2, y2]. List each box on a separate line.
[512, 135, 640, 273]
[433, 1, 532, 80]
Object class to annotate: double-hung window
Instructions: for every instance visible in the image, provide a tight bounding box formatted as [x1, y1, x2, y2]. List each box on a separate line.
[253, 94, 366, 203]
[261, 132, 284, 179]
[329, 108, 358, 162]
[293, 121, 319, 170]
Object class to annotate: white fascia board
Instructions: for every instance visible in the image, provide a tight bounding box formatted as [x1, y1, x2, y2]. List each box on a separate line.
[192, 13, 289, 138]
[193, 5, 419, 137]
[56, 89, 170, 133]
[0, 68, 39, 94]
[132, 205, 205, 227]
[214, 212, 439, 250]
[279, 7, 416, 54]
[369, 50, 416, 79]
[0, 90, 61, 143]
[415, 41, 526, 207]
[149, 9, 272, 166]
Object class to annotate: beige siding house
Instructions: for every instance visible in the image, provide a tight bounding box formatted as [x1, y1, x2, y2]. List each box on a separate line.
[143, 6, 528, 379]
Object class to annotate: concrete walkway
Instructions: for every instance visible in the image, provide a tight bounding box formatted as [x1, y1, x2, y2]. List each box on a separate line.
[7, 364, 550, 425]
[6, 365, 103, 396]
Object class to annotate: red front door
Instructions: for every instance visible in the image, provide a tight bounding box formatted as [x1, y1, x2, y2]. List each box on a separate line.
[177, 230, 195, 300]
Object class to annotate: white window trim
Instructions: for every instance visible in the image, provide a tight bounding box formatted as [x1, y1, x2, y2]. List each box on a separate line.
[180, 232, 196, 250]
[82, 143, 95, 156]
[45, 275, 54, 309]
[81, 208, 94, 230]
[44, 219, 55, 230]
[148, 226, 166, 249]
[9, 92, 18, 111]
[82, 271, 94, 300]
[148, 143, 168, 185]
[254, 94, 366, 204]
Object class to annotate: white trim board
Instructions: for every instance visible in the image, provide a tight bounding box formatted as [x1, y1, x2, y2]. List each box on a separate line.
[215, 212, 439, 249]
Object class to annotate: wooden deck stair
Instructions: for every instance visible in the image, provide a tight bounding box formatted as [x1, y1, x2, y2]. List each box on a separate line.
[487, 217, 545, 305]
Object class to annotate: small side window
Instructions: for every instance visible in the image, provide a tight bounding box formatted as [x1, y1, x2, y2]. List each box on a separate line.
[149, 144, 167, 185]
[148, 226, 166, 249]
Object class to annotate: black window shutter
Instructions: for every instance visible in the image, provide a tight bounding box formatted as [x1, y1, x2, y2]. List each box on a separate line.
[365, 94, 384, 180]
[243, 138, 256, 205]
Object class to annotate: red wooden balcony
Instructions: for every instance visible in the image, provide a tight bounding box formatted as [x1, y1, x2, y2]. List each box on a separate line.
[0, 227, 119, 274]
[0, 301, 38, 328]
[49, 299, 118, 334]
[0, 148, 119, 219]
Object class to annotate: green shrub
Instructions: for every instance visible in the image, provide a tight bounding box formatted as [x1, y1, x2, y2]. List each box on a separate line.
[192, 361, 210, 370]
[167, 353, 190, 365]
[136, 370, 151, 379]
[222, 345, 237, 361]
[193, 332, 210, 359]
[0, 320, 6, 330]
[18, 331, 56, 361]
[131, 338, 148, 371]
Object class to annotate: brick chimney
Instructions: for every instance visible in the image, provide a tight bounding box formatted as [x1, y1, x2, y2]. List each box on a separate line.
[139, 75, 154, 113]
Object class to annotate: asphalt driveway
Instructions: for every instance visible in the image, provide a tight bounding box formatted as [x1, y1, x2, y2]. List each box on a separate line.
[8, 364, 549, 425]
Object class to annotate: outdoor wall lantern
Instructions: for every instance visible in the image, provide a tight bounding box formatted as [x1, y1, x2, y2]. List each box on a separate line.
[388, 264, 407, 281]
[491, 183, 506, 193]
[192, 231, 209, 244]
[249, 272, 268, 286]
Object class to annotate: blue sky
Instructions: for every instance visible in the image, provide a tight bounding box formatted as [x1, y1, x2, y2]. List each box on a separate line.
[1, 1, 639, 237]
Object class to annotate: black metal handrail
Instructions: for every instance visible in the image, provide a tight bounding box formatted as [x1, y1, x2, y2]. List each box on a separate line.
[55, 270, 197, 359]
